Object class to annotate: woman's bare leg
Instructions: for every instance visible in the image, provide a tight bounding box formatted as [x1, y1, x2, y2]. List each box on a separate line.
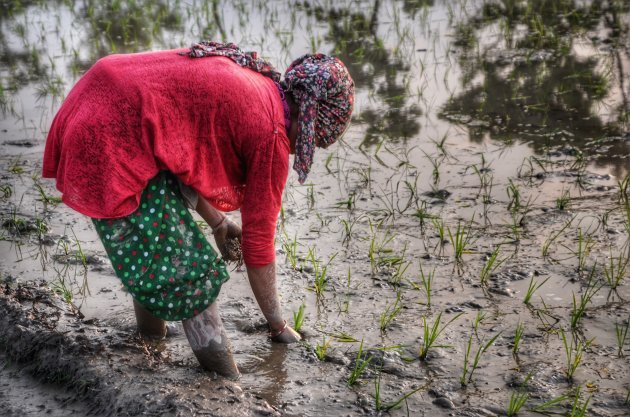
[133, 299, 167, 339]
[182, 302, 240, 379]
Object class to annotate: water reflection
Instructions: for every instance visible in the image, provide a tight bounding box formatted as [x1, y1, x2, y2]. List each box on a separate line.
[441, 0, 630, 175]
[305, 0, 422, 146]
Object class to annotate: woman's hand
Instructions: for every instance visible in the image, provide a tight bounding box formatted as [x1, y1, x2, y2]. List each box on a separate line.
[270, 321, 302, 344]
[213, 218, 242, 262]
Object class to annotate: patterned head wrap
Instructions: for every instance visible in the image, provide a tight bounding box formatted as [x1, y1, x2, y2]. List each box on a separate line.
[283, 54, 354, 183]
[183, 41, 281, 82]
[185, 42, 354, 183]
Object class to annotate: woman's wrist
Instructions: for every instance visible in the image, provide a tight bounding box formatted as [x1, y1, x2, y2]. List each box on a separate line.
[269, 319, 288, 338]
[210, 215, 227, 234]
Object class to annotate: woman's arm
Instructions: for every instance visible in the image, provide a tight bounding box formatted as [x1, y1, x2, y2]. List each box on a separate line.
[196, 196, 242, 261]
[246, 262, 301, 343]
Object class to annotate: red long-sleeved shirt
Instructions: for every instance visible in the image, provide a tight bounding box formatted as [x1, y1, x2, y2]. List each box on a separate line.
[43, 49, 290, 267]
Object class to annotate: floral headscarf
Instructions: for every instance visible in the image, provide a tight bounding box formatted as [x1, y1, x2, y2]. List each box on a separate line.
[183, 41, 281, 82]
[283, 54, 354, 183]
[184, 42, 354, 183]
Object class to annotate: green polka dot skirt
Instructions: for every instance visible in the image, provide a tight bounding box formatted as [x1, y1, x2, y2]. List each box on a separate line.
[92, 172, 230, 321]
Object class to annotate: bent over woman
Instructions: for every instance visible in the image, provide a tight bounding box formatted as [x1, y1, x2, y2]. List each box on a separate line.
[43, 41, 354, 378]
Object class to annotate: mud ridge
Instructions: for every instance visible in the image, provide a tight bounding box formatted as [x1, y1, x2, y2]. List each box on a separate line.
[0, 282, 279, 417]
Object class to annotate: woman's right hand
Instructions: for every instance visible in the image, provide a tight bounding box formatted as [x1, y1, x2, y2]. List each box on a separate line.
[270, 323, 302, 344]
[213, 218, 243, 262]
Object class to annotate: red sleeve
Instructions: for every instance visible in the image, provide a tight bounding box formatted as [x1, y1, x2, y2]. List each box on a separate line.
[240, 129, 290, 267]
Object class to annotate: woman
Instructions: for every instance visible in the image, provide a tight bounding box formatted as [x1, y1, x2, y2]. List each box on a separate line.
[43, 41, 354, 378]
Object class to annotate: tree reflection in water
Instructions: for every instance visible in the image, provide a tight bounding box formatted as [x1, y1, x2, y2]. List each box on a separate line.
[441, 0, 630, 175]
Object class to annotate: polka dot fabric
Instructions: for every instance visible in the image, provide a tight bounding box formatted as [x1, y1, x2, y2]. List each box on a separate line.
[93, 172, 230, 321]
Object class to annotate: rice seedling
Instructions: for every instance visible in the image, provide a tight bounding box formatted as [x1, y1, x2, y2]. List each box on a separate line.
[33, 181, 62, 209]
[528, 392, 571, 414]
[307, 249, 337, 299]
[560, 329, 592, 382]
[569, 267, 602, 330]
[0, 184, 13, 199]
[340, 213, 365, 246]
[379, 291, 403, 333]
[347, 339, 372, 386]
[472, 311, 487, 339]
[410, 264, 434, 307]
[569, 386, 591, 417]
[480, 246, 509, 287]
[603, 246, 629, 292]
[8, 157, 24, 175]
[314, 336, 331, 361]
[506, 373, 531, 417]
[512, 321, 525, 355]
[614, 313, 629, 357]
[306, 183, 315, 210]
[569, 228, 595, 275]
[367, 220, 394, 275]
[418, 311, 463, 360]
[412, 200, 435, 234]
[555, 188, 571, 210]
[335, 192, 356, 211]
[507, 179, 522, 212]
[423, 152, 442, 186]
[372, 369, 424, 412]
[542, 216, 575, 258]
[618, 172, 630, 206]
[431, 217, 447, 253]
[292, 303, 305, 333]
[447, 217, 476, 263]
[524, 276, 549, 305]
[281, 231, 300, 270]
[461, 330, 502, 386]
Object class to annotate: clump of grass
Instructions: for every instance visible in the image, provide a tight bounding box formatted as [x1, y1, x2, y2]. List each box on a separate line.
[293, 303, 305, 333]
[523, 276, 549, 305]
[412, 201, 435, 234]
[512, 321, 525, 355]
[314, 337, 331, 361]
[0, 184, 13, 199]
[603, 246, 629, 292]
[307, 249, 337, 299]
[542, 216, 575, 258]
[528, 392, 571, 414]
[379, 292, 403, 333]
[281, 231, 300, 270]
[447, 218, 476, 263]
[569, 267, 601, 330]
[507, 179, 522, 212]
[560, 329, 591, 382]
[569, 386, 591, 417]
[570, 228, 595, 275]
[555, 189, 571, 210]
[461, 331, 502, 386]
[506, 373, 531, 417]
[373, 369, 424, 412]
[414, 264, 435, 307]
[432, 217, 447, 253]
[614, 313, 630, 357]
[480, 246, 509, 287]
[347, 340, 372, 386]
[418, 312, 463, 360]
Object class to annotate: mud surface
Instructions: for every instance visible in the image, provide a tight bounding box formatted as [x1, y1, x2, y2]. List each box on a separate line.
[2, 1, 630, 416]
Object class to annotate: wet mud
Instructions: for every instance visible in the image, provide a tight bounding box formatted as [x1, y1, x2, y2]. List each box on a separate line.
[0, 282, 279, 416]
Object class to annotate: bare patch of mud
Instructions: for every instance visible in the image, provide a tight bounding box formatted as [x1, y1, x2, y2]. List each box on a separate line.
[0, 282, 279, 417]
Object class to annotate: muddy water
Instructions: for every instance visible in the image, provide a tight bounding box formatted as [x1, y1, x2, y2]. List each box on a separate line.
[1, 1, 630, 416]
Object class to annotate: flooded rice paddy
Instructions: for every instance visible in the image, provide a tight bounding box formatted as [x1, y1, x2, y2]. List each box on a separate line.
[1, 0, 630, 416]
